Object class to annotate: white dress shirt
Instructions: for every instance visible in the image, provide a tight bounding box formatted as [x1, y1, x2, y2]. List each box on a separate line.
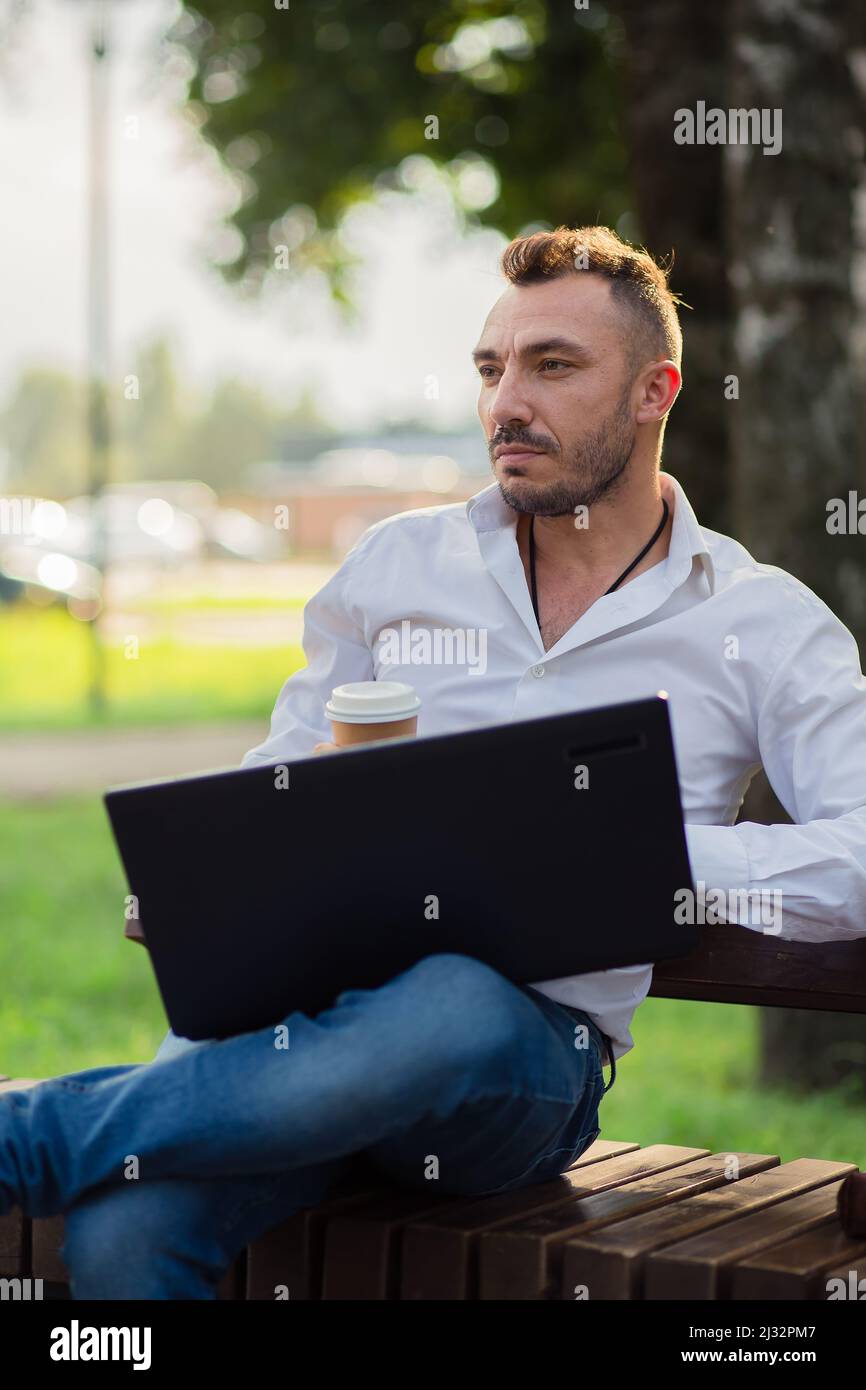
[240, 472, 866, 1062]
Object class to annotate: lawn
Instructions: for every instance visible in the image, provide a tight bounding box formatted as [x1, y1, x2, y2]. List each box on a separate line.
[0, 605, 304, 729]
[0, 798, 166, 1074]
[1, 798, 864, 1169]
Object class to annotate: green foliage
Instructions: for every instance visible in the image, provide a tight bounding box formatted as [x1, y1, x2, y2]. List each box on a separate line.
[182, 378, 283, 490]
[0, 369, 88, 496]
[116, 339, 188, 481]
[0, 338, 331, 495]
[171, 0, 629, 295]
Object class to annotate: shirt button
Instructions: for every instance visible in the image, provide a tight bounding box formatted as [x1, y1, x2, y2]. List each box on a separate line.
[530, 664, 546, 678]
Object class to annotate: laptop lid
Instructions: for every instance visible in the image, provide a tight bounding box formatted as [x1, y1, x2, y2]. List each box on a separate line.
[104, 695, 697, 1039]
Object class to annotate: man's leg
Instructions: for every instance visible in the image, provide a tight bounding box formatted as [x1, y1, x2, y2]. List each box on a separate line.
[362, 982, 605, 1196]
[62, 1026, 362, 1299]
[0, 954, 605, 1218]
[65, 993, 603, 1300]
[61, 1158, 358, 1300]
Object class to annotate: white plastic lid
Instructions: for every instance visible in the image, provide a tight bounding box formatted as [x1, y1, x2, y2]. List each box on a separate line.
[325, 680, 422, 724]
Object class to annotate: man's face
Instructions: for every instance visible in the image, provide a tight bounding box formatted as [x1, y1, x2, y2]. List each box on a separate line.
[473, 274, 641, 516]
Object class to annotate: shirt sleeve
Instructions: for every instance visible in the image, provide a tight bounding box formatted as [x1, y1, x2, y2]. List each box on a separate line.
[239, 539, 375, 769]
[685, 581, 866, 942]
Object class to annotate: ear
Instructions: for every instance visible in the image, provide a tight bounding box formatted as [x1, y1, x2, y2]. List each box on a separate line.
[635, 361, 682, 424]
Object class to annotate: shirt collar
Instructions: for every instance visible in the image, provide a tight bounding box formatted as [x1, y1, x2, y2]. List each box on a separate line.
[466, 470, 716, 595]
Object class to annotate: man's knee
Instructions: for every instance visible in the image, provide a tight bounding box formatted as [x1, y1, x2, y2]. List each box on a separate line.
[399, 953, 527, 1070]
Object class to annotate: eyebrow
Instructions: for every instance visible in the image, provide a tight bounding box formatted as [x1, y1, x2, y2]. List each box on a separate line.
[471, 336, 591, 365]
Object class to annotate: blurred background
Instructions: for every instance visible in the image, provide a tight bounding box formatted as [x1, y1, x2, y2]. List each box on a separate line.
[0, 0, 864, 1166]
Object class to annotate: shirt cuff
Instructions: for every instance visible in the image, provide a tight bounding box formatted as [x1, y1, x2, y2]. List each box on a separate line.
[684, 823, 752, 917]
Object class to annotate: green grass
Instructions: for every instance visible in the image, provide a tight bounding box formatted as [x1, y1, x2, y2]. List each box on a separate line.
[601, 998, 866, 1168]
[1, 799, 864, 1169]
[0, 798, 167, 1073]
[0, 606, 304, 729]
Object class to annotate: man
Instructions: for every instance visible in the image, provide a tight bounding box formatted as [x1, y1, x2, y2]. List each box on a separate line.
[2, 226, 865, 1299]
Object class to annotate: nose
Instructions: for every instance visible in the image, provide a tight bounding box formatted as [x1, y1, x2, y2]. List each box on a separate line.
[486, 366, 533, 432]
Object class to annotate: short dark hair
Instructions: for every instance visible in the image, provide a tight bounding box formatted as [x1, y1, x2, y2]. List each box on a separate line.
[500, 224, 683, 372]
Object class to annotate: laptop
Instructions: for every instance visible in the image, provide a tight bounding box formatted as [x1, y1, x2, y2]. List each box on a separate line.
[104, 694, 698, 1040]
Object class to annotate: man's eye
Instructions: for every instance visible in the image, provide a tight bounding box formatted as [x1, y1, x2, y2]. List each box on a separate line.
[478, 366, 497, 379]
[541, 359, 568, 371]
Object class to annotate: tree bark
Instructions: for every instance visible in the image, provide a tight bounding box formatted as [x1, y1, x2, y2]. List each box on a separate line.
[610, 0, 732, 532]
[727, 0, 866, 1091]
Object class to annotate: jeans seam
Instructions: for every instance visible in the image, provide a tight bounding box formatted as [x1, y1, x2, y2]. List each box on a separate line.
[479, 1129, 599, 1195]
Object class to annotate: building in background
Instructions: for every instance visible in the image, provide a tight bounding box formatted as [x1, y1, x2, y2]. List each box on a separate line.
[237, 431, 490, 556]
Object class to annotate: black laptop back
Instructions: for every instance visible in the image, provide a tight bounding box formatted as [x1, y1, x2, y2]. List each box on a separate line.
[104, 696, 697, 1040]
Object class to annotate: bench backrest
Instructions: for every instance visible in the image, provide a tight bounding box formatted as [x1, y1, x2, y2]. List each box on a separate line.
[649, 924, 866, 1013]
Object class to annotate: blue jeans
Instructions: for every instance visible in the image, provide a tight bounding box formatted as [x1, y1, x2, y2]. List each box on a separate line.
[0, 954, 612, 1299]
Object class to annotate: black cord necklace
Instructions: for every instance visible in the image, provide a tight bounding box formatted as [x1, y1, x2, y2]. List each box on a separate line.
[528, 498, 669, 628]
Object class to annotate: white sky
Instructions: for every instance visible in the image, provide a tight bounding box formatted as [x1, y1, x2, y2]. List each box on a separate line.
[0, 0, 509, 430]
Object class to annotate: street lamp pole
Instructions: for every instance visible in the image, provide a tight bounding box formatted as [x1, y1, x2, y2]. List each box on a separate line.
[85, 0, 110, 715]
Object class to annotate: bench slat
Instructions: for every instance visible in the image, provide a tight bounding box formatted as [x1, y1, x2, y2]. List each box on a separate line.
[0, 1080, 41, 1282]
[730, 1221, 866, 1299]
[644, 1175, 853, 1299]
[245, 1181, 389, 1300]
[400, 1140, 641, 1300]
[562, 1158, 853, 1299]
[822, 1255, 866, 1298]
[217, 1254, 247, 1301]
[479, 1150, 776, 1300]
[0, 1208, 26, 1280]
[31, 1215, 67, 1284]
[322, 1190, 490, 1300]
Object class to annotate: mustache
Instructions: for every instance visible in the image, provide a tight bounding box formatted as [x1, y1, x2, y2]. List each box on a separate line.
[489, 430, 559, 458]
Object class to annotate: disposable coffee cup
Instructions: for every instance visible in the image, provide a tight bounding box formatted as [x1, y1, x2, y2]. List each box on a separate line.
[325, 680, 421, 747]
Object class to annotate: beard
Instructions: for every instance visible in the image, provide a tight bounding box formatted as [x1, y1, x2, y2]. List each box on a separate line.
[493, 388, 636, 516]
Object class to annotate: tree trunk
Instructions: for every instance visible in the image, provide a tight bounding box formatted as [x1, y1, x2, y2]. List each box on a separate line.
[740, 772, 866, 1096]
[611, 0, 732, 532]
[727, 0, 866, 1091]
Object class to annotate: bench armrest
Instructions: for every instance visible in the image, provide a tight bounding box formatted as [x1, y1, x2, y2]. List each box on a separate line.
[124, 916, 147, 947]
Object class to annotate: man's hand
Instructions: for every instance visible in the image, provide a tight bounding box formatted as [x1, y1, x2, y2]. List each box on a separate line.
[313, 741, 341, 755]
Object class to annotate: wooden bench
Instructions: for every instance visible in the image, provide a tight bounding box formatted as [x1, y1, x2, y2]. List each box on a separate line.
[3, 923, 866, 1300]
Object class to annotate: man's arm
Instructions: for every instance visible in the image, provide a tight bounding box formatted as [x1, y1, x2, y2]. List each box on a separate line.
[240, 537, 374, 769]
[685, 581, 866, 942]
